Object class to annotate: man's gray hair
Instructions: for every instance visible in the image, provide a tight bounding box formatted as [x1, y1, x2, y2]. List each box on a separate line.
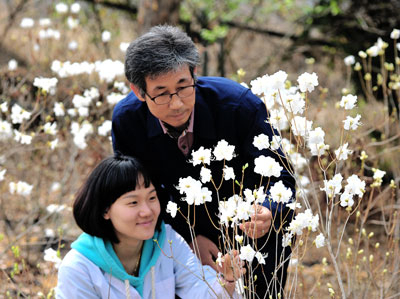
[125, 25, 200, 96]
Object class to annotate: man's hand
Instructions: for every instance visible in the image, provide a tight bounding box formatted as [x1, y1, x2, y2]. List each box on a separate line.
[189, 235, 219, 271]
[239, 205, 272, 239]
[216, 250, 246, 281]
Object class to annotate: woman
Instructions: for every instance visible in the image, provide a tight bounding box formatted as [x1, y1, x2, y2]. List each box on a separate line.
[56, 155, 243, 298]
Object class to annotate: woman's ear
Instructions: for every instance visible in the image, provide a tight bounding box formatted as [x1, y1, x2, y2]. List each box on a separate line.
[103, 208, 110, 220]
[130, 83, 146, 102]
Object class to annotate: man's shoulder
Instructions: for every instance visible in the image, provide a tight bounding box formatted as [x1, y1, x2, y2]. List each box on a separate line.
[196, 76, 263, 109]
[113, 91, 143, 115]
[197, 76, 247, 95]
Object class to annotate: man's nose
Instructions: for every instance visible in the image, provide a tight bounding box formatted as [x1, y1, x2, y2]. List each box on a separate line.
[169, 94, 183, 109]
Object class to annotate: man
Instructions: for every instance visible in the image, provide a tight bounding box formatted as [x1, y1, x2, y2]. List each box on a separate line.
[112, 25, 295, 298]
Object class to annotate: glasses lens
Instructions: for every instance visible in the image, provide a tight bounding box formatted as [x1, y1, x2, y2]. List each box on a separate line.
[177, 86, 194, 98]
[154, 95, 170, 105]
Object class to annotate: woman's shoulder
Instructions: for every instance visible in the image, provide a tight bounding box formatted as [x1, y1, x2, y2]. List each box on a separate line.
[59, 248, 97, 272]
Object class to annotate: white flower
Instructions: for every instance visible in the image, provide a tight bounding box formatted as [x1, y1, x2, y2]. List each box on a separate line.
[200, 167, 212, 183]
[268, 70, 288, 91]
[33, 77, 58, 95]
[107, 92, 125, 105]
[372, 168, 386, 187]
[308, 127, 325, 145]
[288, 209, 319, 235]
[43, 122, 58, 135]
[191, 146, 212, 166]
[44, 248, 61, 269]
[281, 92, 305, 115]
[14, 130, 33, 144]
[235, 235, 243, 244]
[320, 173, 343, 198]
[269, 108, 289, 131]
[297, 72, 318, 93]
[223, 166, 235, 181]
[367, 45, 379, 57]
[8, 59, 18, 71]
[270, 135, 282, 151]
[308, 142, 329, 156]
[244, 187, 266, 204]
[102, 30, 111, 42]
[0, 168, 6, 181]
[397, 43, 400, 52]
[120, 42, 130, 52]
[114, 82, 130, 94]
[53, 102, 65, 117]
[254, 156, 282, 177]
[66, 16, 79, 29]
[344, 174, 365, 197]
[70, 121, 93, 149]
[46, 204, 65, 213]
[20, 18, 34, 28]
[391, 29, 400, 39]
[55, 3, 68, 14]
[290, 116, 313, 137]
[340, 192, 354, 207]
[315, 233, 326, 248]
[49, 138, 58, 150]
[335, 143, 352, 161]
[287, 202, 301, 210]
[50, 182, 61, 192]
[216, 252, 223, 267]
[343, 114, 361, 130]
[0, 120, 12, 140]
[235, 200, 253, 221]
[253, 134, 270, 150]
[98, 120, 112, 136]
[213, 140, 235, 161]
[43, 140, 56, 151]
[9, 181, 33, 197]
[269, 181, 292, 204]
[239, 244, 256, 263]
[39, 18, 51, 27]
[11, 104, 31, 124]
[0, 102, 8, 113]
[255, 252, 266, 264]
[340, 94, 357, 110]
[282, 232, 293, 247]
[344, 55, 355, 66]
[68, 41, 78, 51]
[70, 2, 81, 13]
[166, 201, 178, 218]
[45, 228, 55, 238]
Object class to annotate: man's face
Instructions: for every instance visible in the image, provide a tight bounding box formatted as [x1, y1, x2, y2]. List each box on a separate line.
[131, 65, 195, 129]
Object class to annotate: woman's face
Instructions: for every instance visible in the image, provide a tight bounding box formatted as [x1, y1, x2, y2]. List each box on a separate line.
[104, 180, 160, 245]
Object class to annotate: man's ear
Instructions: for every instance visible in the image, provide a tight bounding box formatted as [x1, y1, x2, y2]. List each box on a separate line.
[130, 83, 146, 102]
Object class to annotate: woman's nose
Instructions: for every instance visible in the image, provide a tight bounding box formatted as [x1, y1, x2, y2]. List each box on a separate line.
[139, 203, 152, 216]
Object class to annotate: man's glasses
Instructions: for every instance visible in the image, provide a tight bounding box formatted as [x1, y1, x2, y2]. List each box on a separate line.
[145, 84, 196, 105]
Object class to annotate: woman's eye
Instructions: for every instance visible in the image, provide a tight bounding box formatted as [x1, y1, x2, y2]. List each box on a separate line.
[129, 201, 137, 205]
[149, 196, 157, 201]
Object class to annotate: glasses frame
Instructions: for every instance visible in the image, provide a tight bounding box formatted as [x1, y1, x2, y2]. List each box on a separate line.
[144, 82, 197, 105]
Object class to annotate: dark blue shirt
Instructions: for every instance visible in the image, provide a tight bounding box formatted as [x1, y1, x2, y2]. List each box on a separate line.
[112, 76, 295, 243]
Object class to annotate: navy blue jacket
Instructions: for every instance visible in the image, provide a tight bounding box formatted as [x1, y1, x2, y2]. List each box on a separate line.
[112, 76, 295, 244]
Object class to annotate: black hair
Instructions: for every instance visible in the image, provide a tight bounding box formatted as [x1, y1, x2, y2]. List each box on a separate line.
[73, 154, 161, 243]
[125, 25, 200, 97]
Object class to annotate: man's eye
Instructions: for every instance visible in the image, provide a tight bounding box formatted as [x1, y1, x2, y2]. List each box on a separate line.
[156, 92, 169, 97]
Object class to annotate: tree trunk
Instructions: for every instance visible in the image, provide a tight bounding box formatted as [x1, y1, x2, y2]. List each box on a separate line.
[137, 0, 182, 34]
